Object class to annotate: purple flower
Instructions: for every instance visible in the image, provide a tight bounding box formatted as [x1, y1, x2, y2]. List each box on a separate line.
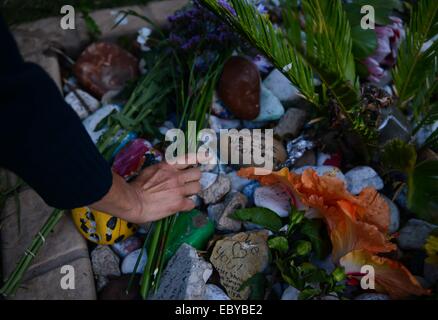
[251, 54, 273, 73]
[363, 16, 405, 83]
[218, 0, 236, 15]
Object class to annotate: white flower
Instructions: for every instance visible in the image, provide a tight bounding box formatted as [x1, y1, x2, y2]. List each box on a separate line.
[137, 27, 152, 52]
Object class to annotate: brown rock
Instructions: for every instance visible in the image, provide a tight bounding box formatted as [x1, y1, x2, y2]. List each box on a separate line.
[218, 56, 261, 120]
[74, 42, 139, 98]
[274, 107, 307, 140]
[99, 275, 141, 300]
[210, 231, 269, 300]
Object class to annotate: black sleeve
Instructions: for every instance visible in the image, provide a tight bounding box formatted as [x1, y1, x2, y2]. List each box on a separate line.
[0, 16, 113, 209]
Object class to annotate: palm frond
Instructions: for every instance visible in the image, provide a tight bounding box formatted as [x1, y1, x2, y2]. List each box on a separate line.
[199, 0, 317, 105]
[393, 0, 438, 109]
[199, 0, 376, 140]
[284, 0, 369, 138]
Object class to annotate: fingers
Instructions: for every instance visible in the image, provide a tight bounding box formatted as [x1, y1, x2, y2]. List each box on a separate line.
[167, 153, 199, 170]
[179, 181, 201, 196]
[178, 167, 201, 184]
[178, 197, 196, 212]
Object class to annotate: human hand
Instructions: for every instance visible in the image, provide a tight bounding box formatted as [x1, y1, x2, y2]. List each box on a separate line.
[128, 156, 201, 223]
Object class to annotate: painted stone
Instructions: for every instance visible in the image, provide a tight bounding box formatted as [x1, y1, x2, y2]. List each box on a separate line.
[210, 231, 269, 300]
[74, 42, 139, 98]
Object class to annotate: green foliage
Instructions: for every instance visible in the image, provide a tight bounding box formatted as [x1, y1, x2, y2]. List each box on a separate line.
[199, 0, 317, 104]
[408, 160, 438, 224]
[300, 218, 329, 259]
[267, 206, 342, 299]
[343, 0, 402, 26]
[78, 1, 102, 40]
[350, 26, 377, 60]
[239, 272, 266, 300]
[393, 0, 438, 110]
[230, 207, 283, 232]
[199, 0, 378, 141]
[381, 139, 417, 173]
[268, 236, 289, 254]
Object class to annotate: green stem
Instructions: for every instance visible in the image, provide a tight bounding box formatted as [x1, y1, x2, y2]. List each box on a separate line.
[0, 209, 64, 296]
[140, 220, 163, 299]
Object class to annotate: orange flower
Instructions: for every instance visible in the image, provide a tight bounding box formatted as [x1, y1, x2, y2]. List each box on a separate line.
[340, 250, 430, 299]
[238, 167, 395, 260]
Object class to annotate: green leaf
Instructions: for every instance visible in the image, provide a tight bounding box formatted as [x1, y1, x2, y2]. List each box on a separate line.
[408, 160, 438, 224]
[381, 139, 417, 174]
[287, 207, 305, 234]
[393, 0, 438, 109]
[293, 240, 312, 256]
[332, 267, 346, 282]
[268, 236, 289, 254]
[300, 219, 329, 259]
[344, 0, 403, 26]
[230, 207, 283, 232]
[239, 273, 266, 300]
[351, 25, 377, 60]
[298, 287, 321, 300]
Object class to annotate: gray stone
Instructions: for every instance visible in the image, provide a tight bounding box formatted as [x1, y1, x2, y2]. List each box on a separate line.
[293, 150, 316, 168]
[378, 106, 411, 144]
[424, 263, 438, 285]
[294, 165, 347, 185]
[210, 192, 247, 232]
[121, 248, 148, 274]
[345, 166, 384, 195]
[91, 246, 121, 291]
[227, 171, 252, 192]
[203, 284, 230, 300]
[243, 221, 265, 231]
[210, 231, 269, 300]
[281, 286, 300, 300]
[254, 85, 285, 122]
[111, 236, 142, 258]
[397, 219, 438, 250]
[381, 195, 400, 233]
[355, 293, 390, 300]
[209, 115, 241, 133]
[311, 255, 336, 274]
[199, 174, 231, 204]
[263, 69, 300, 104]
[274, 108, 307, 140]
[65, 89, 100, 120]
[200, 172, 218, 190]
[254, 185, 291, 218]
[154, 244, 213, 300]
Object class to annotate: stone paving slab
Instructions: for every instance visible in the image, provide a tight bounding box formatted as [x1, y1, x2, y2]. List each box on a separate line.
[0, 187, 95, 299]
[11, 0, 188, 57]
[11, 257, 96, 300]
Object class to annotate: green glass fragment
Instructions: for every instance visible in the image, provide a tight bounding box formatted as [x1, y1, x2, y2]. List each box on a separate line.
[164, 209, 214, 262]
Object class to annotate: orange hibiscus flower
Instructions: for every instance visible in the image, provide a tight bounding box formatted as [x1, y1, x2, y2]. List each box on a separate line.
[238, 167, 395, 260]
[340, 250, 430, 299]
[238, 167, 429, 298]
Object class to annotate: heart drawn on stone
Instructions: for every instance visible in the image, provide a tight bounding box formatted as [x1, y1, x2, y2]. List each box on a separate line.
[231, 241, 248, 259]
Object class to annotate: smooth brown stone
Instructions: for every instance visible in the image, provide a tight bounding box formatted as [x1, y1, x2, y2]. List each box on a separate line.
[74, 42, 139, 98]
[218, 56, 260, 120]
